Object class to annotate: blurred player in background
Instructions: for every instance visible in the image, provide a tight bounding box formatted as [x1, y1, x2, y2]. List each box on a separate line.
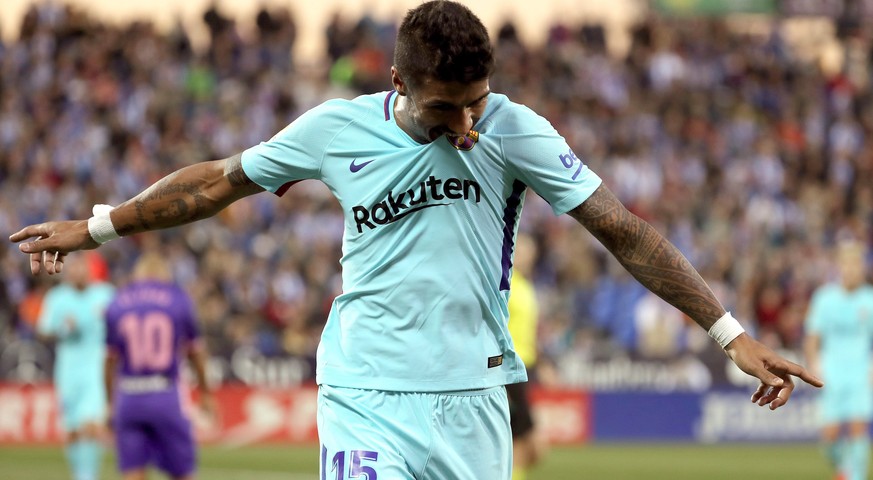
[11, 1, 823, 478]
[104, 251, 215, 480]
[507, 233, 547, 480]
[37, 253, 115, 480]
[804, 240, 873, 480]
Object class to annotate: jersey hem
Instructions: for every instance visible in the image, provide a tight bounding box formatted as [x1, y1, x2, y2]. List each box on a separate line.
[315, 370, 528, 392]
[551, 175, 603, 216]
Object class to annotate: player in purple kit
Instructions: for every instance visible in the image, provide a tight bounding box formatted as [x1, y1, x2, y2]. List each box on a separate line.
[104, 252, 215, 480]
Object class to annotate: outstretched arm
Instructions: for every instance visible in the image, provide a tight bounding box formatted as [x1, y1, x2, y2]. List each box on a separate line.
[569, 183, 822, 409]
[104, 351, 117, 427]
[9, 153, 264, 275]
[188, 341, 217, 419]
[803, 334, 821, 379]
[569, 184, 724, 329]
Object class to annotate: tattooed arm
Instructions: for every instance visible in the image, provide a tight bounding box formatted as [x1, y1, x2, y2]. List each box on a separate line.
[112, 153, 264, 236]
[569, 183, 724, 331]
[571, 184, 823, 409]
[9, 153, 264, 275]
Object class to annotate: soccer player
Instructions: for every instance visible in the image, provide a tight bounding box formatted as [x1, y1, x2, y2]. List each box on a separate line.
[506, 233, 546, 480]
[804, 240, 873, 480]
[11, 2, 823, 478]
[37, 254, 115, 480]
[104, 251, 215, 480]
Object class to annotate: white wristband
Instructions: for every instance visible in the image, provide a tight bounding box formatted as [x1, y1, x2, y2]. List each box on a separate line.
[87, 204, 119, 244]
[708, 311, 745, 349]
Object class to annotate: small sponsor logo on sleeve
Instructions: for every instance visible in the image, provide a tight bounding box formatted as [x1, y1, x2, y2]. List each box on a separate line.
[558, 148, 585, 180]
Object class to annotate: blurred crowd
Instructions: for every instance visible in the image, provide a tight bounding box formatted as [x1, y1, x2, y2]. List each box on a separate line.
[1, 2, 872, 386]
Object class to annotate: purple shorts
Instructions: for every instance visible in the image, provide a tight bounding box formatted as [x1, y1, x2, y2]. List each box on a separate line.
[113, 389, 196, 477]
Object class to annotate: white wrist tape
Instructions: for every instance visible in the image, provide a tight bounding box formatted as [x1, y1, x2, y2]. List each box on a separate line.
[708, 311, 745, 349]
[87, 204, 119, 244]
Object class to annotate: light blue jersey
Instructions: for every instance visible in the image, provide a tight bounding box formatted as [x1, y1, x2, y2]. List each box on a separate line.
[242, 91, 601, 391]
[38, 282, 115, 428]
[806, 282, 873, 422]
[807, 283, 873, 383]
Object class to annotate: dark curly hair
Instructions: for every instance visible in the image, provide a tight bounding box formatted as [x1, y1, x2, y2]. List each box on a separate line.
[394, 1, 495, 88]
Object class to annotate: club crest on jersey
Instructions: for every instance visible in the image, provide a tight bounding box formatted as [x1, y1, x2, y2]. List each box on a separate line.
[447, 130, 479, 151]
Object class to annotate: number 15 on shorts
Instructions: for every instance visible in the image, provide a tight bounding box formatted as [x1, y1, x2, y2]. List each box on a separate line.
[322, 446, 379, 480]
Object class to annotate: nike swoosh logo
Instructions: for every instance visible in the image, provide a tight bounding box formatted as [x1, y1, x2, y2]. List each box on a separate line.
[350, 158, 375, 173]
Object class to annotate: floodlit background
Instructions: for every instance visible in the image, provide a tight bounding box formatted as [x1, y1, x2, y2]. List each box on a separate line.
[1, 0, 871, 478]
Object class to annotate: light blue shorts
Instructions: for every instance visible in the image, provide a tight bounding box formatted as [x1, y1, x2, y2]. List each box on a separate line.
[58, 381, 106, 431]
[819, 380, 873, 424]
[317, 384, 512, 480]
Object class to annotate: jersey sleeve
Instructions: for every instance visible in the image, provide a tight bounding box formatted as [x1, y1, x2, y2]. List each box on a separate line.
[241, 99, 353, 194]
[85, 284, 113, 344]
[177, 289, 201, 344]
[805, 287, 826, 335]
[36, 291, 59, 336]
[500, 104, 602, 215]
[104, 301, 120, 350]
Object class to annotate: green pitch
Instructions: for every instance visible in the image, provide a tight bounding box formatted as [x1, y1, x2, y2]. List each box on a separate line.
[0, 443, 830, 479]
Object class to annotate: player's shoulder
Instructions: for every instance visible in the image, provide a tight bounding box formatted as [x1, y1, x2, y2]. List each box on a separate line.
[478, 93, 553, 136]
[85, 283, 114, 306]
[41, 285, 66, 305]
[166, 282, 192, 301]
[154, 280, 194, 306]
[130, 279, 185, 295]
[272, 91, 389, 140]
[46, 282, 79, 300]
[306, 91, 388, 123]
[813, 283, 841, 299]
[91, 282, 115, 296]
